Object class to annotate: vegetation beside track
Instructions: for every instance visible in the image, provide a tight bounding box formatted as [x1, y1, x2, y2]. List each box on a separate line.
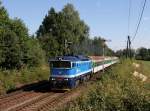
[0, 65, 49, 95]
[136, 60, 150, 77]
[61, 59, 150, 111]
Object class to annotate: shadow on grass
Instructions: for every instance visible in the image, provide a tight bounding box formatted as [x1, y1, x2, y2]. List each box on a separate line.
[6, 80, 66, 94]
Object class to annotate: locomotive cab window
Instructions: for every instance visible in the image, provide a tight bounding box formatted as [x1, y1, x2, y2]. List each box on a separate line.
[50, 61, 71, 68]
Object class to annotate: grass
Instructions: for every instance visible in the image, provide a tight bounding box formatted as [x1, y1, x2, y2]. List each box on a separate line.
[61, 59, 150, 111]
[0, 64, 49, 95]
[136, 60, 150, 77]
[136, 60, 150, 94]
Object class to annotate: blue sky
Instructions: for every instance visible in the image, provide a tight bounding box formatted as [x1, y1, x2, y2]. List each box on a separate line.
[1, 0, 150, 51]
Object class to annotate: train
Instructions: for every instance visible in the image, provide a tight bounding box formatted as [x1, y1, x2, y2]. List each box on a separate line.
[49, 55, 118, 90]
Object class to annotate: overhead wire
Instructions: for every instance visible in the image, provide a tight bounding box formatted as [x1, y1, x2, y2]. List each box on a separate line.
[131, 0, 147, 42]
[127, 0, 132, 35]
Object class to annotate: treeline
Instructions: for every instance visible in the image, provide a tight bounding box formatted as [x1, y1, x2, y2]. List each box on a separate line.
[115, 47, 150, 61]
[0, 1, 45, 69]
[0, 2, 114, 70]
[37, 4, 114, 57]
[135, 47, 150, 60]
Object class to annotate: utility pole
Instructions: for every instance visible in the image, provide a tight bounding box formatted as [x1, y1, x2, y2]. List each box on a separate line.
[126, 36, 131, 58]
[129, 36, 131, 58]
[126, 37, 129, 58]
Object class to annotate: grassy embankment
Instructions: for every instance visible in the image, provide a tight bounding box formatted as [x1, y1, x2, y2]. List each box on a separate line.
[0, 65, 49, 95]
[62, 59, 150, 111]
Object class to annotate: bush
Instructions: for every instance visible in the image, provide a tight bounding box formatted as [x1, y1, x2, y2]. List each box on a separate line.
[0, 65, 49, 94]
[62, 59, 150, 111]
[0, 2, 46, 69]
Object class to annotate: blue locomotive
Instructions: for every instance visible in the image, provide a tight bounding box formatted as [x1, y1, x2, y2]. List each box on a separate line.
[49, 55, 92, 89]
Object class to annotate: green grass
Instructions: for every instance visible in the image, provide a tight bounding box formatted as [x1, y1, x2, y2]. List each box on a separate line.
[136, 60, 150, 93]
[0, 65, 49, 95]
[61, 59, 150, 111]
[136, 60, 150, 77]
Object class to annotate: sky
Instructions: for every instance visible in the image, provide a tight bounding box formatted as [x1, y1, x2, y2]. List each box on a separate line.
[1, 0, 150, 51]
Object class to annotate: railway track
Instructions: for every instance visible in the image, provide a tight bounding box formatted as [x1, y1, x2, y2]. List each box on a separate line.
[6, 88, 82, 111]
[0, 70, 106, 111]
[0, 83, 84, 111]
[0, 91, 43, 111]
[0, 81, 51, 111]
[9, 92, 64, 111]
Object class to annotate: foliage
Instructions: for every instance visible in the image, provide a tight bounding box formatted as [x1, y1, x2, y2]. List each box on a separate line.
[135, 47, 150, 60]
[37, 4, 89, 56]
[62, 59, 150, 111]
[24, 38, 45, 67]
[115, 49, 135, 58]
[0, 2, 45, 69]
[73, 37, 114, 56]
[115, 47, 150, 61]
[37, 4, 114, 57]
[0, 1, 9, 21]
[0, 1, 48, 94]
[0, 65, 49, 94]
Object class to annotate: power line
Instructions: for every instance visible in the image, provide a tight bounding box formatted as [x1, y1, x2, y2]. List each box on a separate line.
[127, 0, 132, 35]
[131, 0, 147, 42]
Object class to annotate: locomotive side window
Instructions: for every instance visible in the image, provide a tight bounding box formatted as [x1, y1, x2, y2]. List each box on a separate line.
[51, 61, 71, 68]
[72, 63, 76, 67]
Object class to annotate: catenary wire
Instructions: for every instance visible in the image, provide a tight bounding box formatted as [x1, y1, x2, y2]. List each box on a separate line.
[127, 0, 132, 35]
[131, 0, 147, 42]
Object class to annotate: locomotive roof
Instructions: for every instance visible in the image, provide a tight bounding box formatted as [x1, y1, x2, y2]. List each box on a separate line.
[49, 55, 91, 62]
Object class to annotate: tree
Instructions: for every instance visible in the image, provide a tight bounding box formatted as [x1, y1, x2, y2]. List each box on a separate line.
[38, 33, 59, 57]
[37, 7, 57, 37]
[24, 38, 45, 67]
[0, 29, 21, 69]
[115, 49, 135, 58]
[72, 36, 114, 56]
[37, 4, 89, 57]
[37, 3, 114, 57]
[92, 37, 103, 55]
[0, 2, 45, 69]
[0, 1, 9, 20]
[136, 47, 150, 60]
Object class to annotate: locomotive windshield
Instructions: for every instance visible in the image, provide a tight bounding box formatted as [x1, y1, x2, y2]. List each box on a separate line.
[50, 61, 71, 68]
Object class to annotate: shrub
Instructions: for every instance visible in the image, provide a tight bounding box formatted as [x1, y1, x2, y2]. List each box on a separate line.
[0, 65, 49, 94]
[62, 59, 150, 111]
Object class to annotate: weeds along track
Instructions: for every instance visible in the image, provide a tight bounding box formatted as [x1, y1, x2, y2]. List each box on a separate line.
[0, 71, 106, 111]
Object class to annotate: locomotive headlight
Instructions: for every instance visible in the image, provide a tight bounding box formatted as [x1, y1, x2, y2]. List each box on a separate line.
[64, 78, 68, 81]
[51, 78, 55, 80]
